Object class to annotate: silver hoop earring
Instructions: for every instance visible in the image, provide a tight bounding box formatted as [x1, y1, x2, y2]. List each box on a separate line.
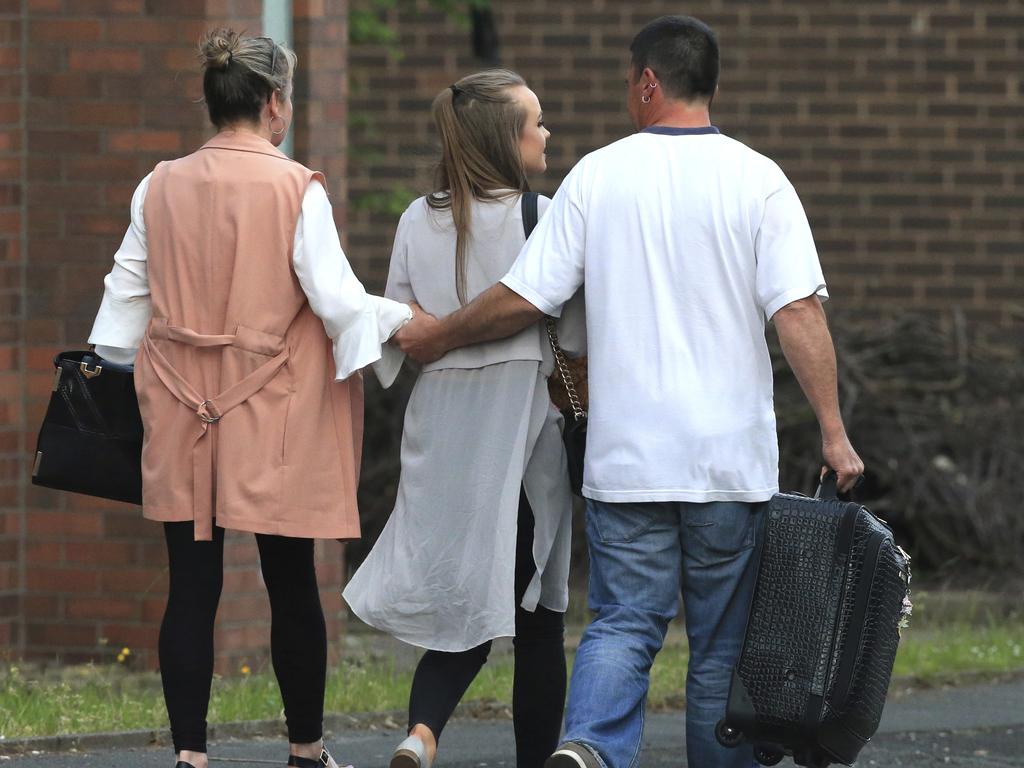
[641, 94, 652, 104]
[270, 115, 286, 136]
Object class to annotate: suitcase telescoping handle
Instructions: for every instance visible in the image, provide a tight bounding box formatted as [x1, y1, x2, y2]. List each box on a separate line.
[815, 469, 864, 501]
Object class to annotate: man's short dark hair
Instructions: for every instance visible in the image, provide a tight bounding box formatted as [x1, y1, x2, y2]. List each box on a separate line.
[630, 16, 719, 102]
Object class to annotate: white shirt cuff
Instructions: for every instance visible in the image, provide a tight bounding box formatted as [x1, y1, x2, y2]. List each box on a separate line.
[332, 298, 412, 380]
[500, 274, 562, 317]
[372, 345, 406, 389]
[92, 345, 137, 365]
[764, 283, 829, 321]
[88, 293, 152, 349]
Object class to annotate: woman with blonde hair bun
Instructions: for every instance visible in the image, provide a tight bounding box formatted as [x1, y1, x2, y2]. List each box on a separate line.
[87, 28, 413, 768]
[344, 69, 585, 768]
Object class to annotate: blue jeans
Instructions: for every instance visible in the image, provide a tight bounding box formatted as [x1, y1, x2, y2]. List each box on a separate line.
[563, 499, 762, 768]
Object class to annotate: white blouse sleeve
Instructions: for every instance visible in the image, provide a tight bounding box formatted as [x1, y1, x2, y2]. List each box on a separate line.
[293, 180, 413, 381]
[88, 173, 154, 363]
[370, 209, 415, 389]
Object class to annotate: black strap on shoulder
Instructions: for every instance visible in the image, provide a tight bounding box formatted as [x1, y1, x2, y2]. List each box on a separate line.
[521, 191, 539, 239]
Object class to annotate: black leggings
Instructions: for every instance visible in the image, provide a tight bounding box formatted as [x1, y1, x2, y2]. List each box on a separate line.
[159, 522, 327, 753]
[407, 493, 567, 768]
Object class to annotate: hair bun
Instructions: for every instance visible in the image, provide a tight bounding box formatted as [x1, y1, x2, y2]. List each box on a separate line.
[200, 28, 240, 71]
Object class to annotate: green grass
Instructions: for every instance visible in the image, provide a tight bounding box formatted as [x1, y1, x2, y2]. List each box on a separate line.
[0, 664, 167, 738]
[893, 623, 1023, 683]
[2, 591, 1022, 740]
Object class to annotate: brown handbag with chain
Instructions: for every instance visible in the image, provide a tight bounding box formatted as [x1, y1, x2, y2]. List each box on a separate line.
[546, 352, 588, 413]
[522, 192, 587, 496]
[544, 318, 587, 496]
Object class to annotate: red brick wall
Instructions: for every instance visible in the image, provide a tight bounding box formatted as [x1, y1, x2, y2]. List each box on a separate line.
[293, 0, 349, 215]
[19, 0, 232, 669]
[0, 4, 25, 655]
[9, 1, 350, 672]
[347, 0, 1023, 328]
[289, 0, 351, 657]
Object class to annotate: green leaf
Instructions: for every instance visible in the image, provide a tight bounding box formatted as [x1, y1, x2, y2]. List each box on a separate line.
[351, 185, 419, 217]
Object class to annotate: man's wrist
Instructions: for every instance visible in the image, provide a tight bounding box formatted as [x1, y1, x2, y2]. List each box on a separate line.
[435, 316, 456, 357]
[820, 420, 847, 442]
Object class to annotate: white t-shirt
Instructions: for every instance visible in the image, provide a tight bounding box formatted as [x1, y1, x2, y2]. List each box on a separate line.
[502, 126, 827, 503]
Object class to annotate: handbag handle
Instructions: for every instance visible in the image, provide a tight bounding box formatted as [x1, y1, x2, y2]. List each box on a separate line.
[520, 192, 587, 422]
[545, 319, 587, 421]
[816, 470, 841, 500]
[816, 470, 864, 501]
[522, 189, 539, 235]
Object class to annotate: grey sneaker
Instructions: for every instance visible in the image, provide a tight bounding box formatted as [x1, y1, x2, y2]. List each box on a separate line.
[544, 742, 602, 768]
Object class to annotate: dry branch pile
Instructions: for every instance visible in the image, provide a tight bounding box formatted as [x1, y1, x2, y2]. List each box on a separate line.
[775, 312, 1023, 576]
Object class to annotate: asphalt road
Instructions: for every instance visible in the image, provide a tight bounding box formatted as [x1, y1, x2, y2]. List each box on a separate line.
[3, 679, 1022, 767]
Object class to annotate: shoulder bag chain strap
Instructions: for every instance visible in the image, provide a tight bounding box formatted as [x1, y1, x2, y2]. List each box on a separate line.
[545, 317, 586, 421]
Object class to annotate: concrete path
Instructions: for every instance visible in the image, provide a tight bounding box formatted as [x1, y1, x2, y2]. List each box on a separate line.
[3, 679, 1022, 767]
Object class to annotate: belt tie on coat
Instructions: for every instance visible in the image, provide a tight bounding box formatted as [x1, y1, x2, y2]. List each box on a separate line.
[142, 323, 289, 541]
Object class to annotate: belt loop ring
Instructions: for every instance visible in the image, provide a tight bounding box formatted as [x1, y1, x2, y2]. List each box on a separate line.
[198, 400, 221, 424]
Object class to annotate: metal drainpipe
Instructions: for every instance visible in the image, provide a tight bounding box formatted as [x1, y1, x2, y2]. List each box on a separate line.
[263, 0, 294, 157]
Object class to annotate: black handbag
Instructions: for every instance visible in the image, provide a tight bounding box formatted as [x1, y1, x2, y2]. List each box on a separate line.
[522, 191, 587, 496]
[31, 350, 144, 505]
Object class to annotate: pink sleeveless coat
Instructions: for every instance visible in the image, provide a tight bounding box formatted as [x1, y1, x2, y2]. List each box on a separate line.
[135, 131, 363, 541]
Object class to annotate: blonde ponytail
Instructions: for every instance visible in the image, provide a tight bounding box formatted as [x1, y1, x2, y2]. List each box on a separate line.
[427, 70, 529, 305]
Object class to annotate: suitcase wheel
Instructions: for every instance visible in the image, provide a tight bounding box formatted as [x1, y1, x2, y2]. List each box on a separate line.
[754, 745, 784, 766]
[714, 719, 744, 749]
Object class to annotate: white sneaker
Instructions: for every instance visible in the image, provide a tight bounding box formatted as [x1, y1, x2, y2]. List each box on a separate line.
[390, 735, 431, 768]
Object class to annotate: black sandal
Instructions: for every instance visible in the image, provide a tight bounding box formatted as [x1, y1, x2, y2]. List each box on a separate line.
[288, 748, 349, 768]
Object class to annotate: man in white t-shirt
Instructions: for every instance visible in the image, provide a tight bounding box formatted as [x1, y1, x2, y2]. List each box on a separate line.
[395, 15, 863, 768]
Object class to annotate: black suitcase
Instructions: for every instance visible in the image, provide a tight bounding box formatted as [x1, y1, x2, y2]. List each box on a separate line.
[716, 474, 912, 767]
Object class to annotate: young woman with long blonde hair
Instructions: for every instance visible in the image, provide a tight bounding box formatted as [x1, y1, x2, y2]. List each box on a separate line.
[344, 70, 584, 768]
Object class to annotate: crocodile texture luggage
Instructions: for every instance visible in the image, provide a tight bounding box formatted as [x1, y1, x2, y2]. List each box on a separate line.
[716, 474, 912, 767]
